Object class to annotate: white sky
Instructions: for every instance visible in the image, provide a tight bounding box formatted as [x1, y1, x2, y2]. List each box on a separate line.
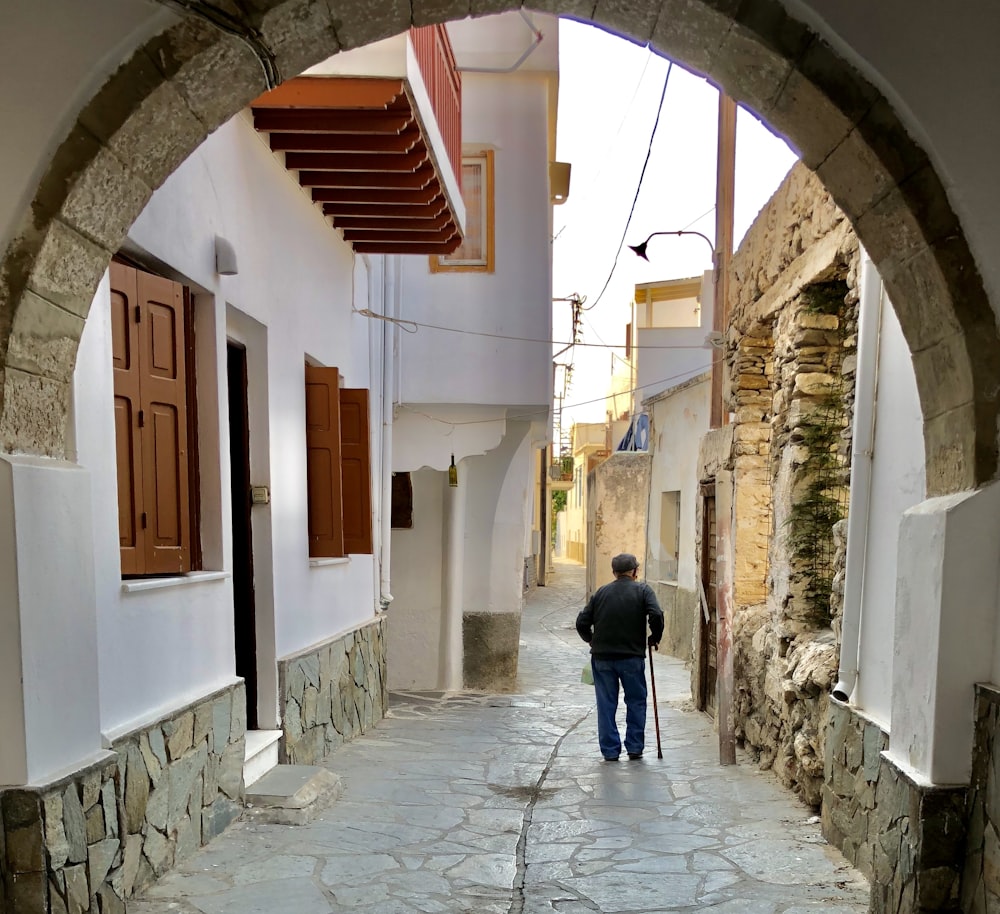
[552, 19, 798, 428]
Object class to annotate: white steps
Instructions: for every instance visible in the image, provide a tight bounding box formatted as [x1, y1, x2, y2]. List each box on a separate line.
[243, 729, 282, 787]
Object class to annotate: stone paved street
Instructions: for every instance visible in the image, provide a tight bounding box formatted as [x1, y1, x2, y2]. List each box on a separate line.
[130, 560, 869, 914]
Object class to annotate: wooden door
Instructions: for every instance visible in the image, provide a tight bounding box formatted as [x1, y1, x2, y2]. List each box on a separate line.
[228, 343, 258, 729]
[699, 489, 718, 716]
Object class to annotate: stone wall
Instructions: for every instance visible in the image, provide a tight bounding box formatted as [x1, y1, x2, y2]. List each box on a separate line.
[278, 615, 388, 766]
[0, 682, 245, 914]
[823, 700, 966, 913]
[961, 684, 1000, 913]
[720, 163, 861, 807]
[822, 699, 889, 877]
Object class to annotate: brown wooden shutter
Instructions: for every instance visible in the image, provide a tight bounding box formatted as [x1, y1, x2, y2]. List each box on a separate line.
[305, 366, 344, 558]
[110, 263, 144, 575]
[339, 388, 373, 554]
[138, 271, 191, 574]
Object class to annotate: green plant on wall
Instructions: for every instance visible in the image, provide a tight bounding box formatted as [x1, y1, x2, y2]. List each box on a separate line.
[551, 489, 567, 543]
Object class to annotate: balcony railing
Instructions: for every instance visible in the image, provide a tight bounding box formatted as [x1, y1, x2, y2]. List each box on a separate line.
[409, 24, 462, 191]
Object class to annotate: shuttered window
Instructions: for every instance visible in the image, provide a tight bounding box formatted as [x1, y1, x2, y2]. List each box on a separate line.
[110, 262, 193, 576]
[304, 368, 373, 558]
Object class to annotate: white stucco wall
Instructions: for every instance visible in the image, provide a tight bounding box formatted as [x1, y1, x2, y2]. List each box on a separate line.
[73, 115, 381, 738]
[851, 290, 925, 727]
[388, 468, 446, 690]
[645, 375, 711, 591]
[397, 72, 552, 411]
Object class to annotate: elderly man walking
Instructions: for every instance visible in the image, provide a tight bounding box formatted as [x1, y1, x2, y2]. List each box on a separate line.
[576, 553, 665, 761]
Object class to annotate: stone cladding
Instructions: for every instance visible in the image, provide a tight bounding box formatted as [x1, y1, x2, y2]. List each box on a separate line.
[278, 614, 387, 766]
[0, 682, 245, 914]
[961, 684, 1000, 914]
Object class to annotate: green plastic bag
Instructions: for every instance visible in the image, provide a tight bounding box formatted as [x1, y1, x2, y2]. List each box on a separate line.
[581, 662, 594, 686]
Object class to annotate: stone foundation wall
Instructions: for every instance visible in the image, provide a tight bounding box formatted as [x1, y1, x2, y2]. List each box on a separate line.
[823, 700, 967, 914]
[278, 614, 388, 766]
[463, 611, 521, 692]
[822, 699, 889, 876]
[0, 682, 245, 914]
[961, 684, 1000, 913]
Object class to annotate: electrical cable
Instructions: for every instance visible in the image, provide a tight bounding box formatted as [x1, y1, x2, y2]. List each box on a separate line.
[398, 356, 719, 428]
[354, 308, 716, 350]
[580, 60, 674, 312]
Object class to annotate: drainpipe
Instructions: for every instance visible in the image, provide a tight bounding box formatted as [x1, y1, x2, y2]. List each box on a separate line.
[379, 255, 399, 611]
[832, 253, 884, 702]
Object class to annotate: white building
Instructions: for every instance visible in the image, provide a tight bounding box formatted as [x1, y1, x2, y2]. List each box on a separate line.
[0, 14, 560, 909]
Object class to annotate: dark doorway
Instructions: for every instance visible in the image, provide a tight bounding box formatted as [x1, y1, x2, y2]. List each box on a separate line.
[228, 342, 258, 729]
[698, 485, 718, 717]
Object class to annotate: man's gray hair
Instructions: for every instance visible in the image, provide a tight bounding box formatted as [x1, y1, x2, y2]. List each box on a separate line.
[611, 553, 639, 575]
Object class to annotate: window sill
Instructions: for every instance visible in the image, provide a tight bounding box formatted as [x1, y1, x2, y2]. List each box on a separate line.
[121, 571, 230, 593]
[309, 556, 351, 568]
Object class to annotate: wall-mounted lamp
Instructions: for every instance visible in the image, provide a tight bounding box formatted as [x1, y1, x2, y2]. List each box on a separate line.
[448, 454, 458, 488]
[215, 235, 239, 276]
[627, 229, 715, 263]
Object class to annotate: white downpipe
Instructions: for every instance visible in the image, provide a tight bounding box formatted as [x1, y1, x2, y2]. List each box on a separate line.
[833, 253, 884, 702]
[379, 256, 399, 610]
[440, 466, 466, 691]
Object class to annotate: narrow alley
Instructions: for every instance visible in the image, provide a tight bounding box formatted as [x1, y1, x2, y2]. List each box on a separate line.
[129, 561, 868, 914]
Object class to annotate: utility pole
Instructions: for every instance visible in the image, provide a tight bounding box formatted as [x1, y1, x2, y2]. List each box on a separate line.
[714, 91, 738, 767]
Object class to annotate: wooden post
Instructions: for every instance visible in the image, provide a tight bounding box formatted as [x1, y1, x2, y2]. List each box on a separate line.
[713, 92, 738, 766]
[710, 92, 737, 430]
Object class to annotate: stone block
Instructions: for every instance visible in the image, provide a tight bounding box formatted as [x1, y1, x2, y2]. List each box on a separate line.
[43, 792, 70, 870]
[923, 402, 977, 496]
[212, 692, 232, 750]
[912, 332, 974, 421]
[201, 798, 241, 842]
[144, 22, 267, 131]
[87, 837, 120, 895]
[85, 804, 106, 845]
[61, 785, 88, 866]
[142, 828, 173, 877]
[193, 700, 213, 749]
[59, 144, 152, 252]
[166, 744, 208, 832]
[463, 611, 520, 691]
[325, 0, 409, 52]
[123, 744, 149, 835]
[650, 0, 732, 79]
[26, 219, 108, 319]
[165, 712, 195, 760]
[121, 834, 143, 898]
[590, 0, 666, 49]
[412, 0, 470, 27]
[767, 68, 855, 169]
[144, 784, 168, 834]
[6, 289, 86, 384]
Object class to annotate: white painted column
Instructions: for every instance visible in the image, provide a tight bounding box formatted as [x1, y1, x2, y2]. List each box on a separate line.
[889, 481, 1000, 784]
[440, 465, 466, 691]
[0, 456, 102, 785]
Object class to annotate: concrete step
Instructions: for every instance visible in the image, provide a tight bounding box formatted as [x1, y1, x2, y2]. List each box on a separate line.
[243, 729, 282, 787]
[245, 764, 343, 826]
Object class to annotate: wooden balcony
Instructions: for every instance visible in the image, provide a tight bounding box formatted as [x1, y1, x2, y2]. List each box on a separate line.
[251, 28, 464, 256]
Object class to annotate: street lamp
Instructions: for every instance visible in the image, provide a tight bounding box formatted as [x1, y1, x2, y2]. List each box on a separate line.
[627, 230, 715, 264]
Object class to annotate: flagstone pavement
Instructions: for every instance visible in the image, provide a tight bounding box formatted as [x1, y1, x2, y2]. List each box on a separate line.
[130, 559, 869, 914]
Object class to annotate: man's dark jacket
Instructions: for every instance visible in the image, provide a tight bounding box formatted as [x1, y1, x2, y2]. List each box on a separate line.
[576, 577, 665, 658]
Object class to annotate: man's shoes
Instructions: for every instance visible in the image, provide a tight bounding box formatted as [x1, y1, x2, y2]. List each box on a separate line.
[603, 755, 620, 761]
[627, 753, 642, 760]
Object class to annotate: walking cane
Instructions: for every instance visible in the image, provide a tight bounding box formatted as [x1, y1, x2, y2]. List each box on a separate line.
[648, 644, 663, 759]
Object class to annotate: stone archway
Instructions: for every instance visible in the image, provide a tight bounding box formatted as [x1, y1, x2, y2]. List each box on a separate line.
[0, 0, 996, 496]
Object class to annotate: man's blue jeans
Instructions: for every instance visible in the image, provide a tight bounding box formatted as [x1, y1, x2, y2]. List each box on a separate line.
[591, 656, 647, 759]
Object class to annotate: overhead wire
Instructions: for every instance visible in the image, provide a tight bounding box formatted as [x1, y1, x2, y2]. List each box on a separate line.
[398, 356, 720, 428]
[580, 60, 674, 312]
[354, 308, 713, 350]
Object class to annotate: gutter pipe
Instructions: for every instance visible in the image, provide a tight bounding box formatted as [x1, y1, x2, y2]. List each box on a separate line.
[832, 252, 884, 702]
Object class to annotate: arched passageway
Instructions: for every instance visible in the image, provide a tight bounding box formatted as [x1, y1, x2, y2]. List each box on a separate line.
[0, 0, 997, 499]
